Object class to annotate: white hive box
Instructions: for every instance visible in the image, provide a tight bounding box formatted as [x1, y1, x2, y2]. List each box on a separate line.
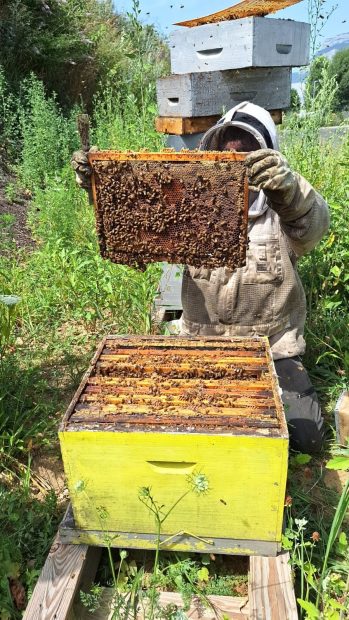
[170, 17, 310, 74]
[157, 67, 291, 118]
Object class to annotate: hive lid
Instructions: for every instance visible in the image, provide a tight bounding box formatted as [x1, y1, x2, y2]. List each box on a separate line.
[89, 151, 248, 271]
[175, 0, 302, 27]
[61, 336, 288, 438]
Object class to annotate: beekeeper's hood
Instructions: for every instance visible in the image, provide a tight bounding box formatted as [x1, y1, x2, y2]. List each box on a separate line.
[199, 101, 279, 219]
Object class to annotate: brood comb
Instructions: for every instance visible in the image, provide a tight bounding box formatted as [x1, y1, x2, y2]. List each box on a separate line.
[89, 151, 248, 270]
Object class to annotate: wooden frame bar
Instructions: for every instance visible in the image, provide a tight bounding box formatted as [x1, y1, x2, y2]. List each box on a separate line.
[88, 150, 247, 161]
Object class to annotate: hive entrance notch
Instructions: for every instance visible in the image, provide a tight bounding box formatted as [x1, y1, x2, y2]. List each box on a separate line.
[89, 151, 248, 270]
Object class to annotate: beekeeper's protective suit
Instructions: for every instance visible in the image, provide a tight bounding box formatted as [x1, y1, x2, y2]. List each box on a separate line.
[179, 102, 330, 453]
[71, 102, 329, 454]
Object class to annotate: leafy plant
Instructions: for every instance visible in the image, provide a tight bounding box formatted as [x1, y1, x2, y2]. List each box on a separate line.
[0, 294, 21, 358]
[80, 582, 103, 613]
[284, 448, 349, 618]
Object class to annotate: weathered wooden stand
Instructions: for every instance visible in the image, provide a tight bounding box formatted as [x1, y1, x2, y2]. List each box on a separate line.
[23, 532, 298, 620]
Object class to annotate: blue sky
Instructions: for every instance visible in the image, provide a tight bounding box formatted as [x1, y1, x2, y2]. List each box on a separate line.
[115, 0, 348, 40]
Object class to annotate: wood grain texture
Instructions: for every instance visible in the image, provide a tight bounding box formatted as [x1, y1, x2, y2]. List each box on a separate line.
[156, 110, 283, 135]
[78, 588, 249, 619]
[23, 536, 95, 620]
[155, 116, 220, 135]
[156, 68, 291, 118]
[334, 390, 349, 444]
[88, 150, 246, 161]
[249, 552, 298, 619]
[169, 18, 310, 74]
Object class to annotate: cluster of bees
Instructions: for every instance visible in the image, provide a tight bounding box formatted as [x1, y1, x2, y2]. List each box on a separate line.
[99, 357, 249, 381]
[92, 159, 247, 270]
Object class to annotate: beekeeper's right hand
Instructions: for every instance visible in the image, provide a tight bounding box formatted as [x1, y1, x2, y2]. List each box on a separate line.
[71, 146, 97, 191]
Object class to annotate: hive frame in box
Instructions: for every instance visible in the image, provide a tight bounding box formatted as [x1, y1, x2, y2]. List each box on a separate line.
[59, 335, 288, 557]
[88, 150, 249, 270]
[175, 0, 302, 27]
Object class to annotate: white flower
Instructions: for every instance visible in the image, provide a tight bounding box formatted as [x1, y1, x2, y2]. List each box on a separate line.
[0, 295, 21, 306]
[187, 472, 210, 495]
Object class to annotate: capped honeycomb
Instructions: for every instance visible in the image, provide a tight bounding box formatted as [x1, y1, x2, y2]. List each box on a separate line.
[88, 151, 248, 270]
[175, 0, 301, 27]
[61, 336, 287, 438]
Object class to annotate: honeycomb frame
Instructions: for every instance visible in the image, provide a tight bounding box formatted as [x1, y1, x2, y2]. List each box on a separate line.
[175, 0, 301, 27]
[89, 151, 248, 270]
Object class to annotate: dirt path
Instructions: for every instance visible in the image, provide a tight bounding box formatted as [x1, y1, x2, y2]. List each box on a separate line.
[0, 166, 34, 250]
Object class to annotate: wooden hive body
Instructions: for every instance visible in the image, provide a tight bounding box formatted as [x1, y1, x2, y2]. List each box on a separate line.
[59, 336, 288, 556]
[169, 17, 310, 74]
[156, 67, 291, 118]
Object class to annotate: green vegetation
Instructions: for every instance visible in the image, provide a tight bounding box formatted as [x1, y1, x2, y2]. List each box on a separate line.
[306, 50, 349, 114]
[0, 0, 168, 109]
[329, 48, 349, 112]
[0, 2, 166, 615]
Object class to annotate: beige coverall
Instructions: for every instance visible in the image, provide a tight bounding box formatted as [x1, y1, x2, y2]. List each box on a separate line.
[180, 174, 330, 453]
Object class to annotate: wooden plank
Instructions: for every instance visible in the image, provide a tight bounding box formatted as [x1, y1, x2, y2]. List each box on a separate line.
[78, 588, 249, 619]
[249, 552, 298, 619]
[23, 536, 99, 620]
[154, 592, 249, 619]
[175, 0, 302, 27]
[59, 505, 280, 557]
[156, 68, 291, 118]
[334, 390, 349, 444]
[155, 115, 220, 135]
[156, 110, 283, 135]
[169, 18, 310, 74]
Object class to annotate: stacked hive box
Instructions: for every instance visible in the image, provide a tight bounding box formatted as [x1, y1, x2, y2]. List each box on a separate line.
[156, 15, 310, 149]
[59, 335, 288, 556]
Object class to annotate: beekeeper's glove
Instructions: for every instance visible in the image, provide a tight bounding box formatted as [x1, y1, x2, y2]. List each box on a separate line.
[246, 148, 298, 208]
[71, 146, 97, 191]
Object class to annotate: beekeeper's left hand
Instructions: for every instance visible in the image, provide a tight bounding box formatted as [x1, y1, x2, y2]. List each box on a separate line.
[246, 148, 298, 207]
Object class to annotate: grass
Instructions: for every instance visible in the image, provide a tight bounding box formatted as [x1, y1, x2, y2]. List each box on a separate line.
[0, 48, 348, 619]
[0, 61, 164, 617]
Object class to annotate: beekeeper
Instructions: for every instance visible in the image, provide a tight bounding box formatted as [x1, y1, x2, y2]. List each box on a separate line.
[71, 102, 330, 454]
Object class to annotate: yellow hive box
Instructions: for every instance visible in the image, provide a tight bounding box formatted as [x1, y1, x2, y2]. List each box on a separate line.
[59, 336, 288, 556]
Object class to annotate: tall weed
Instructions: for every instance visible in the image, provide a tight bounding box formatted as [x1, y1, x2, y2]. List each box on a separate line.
[281, 66, 349, 390]
[18, 75, 79, 190]
[0, 66, 21, 163]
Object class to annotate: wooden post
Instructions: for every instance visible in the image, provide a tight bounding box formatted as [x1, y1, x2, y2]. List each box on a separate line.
[77, 114, 90, 152]
[249, 552, 298, 619]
